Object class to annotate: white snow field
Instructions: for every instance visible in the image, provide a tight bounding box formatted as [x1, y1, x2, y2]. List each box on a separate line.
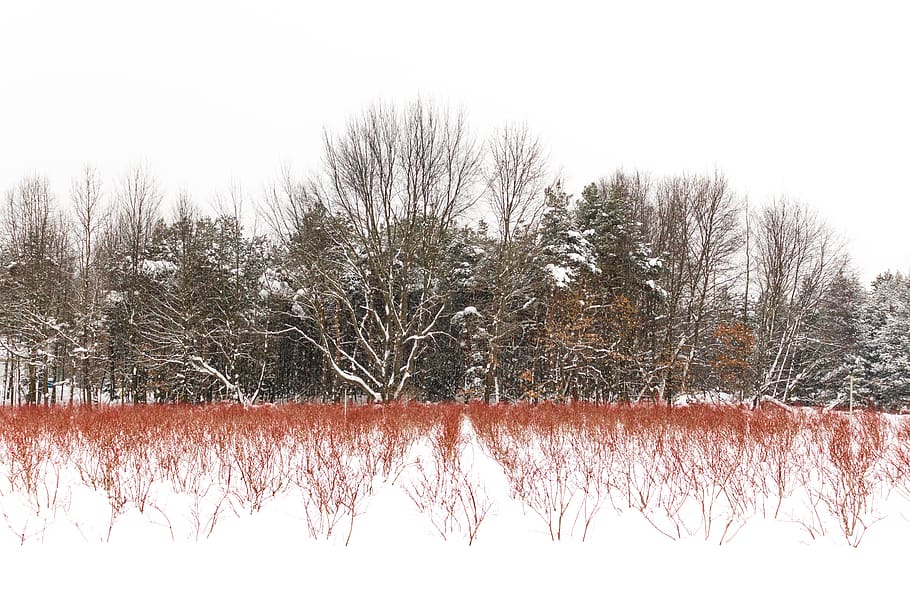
[1, 402, 908, 606]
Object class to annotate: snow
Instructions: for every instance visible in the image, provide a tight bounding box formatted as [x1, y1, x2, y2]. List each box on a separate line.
[105, 290, 125, 305]
[566, 252, 590, 265]
[4, 528, 904, 605]
[2, 406, 909, 605]
[646, 256, 663, 269]
[646, 278, 669, 299]
[451, 306, 481, 325]
[139, 259, 178, 277]
[673, 391, 738, 406]
[545, 263, 574, 287]
[257, 271, 289, 300]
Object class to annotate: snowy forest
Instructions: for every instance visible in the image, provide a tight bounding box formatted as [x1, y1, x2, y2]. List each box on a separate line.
[1, 101, 907, 408]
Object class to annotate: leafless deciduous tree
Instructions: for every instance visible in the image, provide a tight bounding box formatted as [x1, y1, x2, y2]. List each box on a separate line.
[485, 123, 547, 244]
[280, 101, 482, 402]
[751, 198, 846, 400]
[646, 172, 743, 401]
[70, 166, 107, 404]
[0, 175, 72, 403]
[108, 165, 163, 402]
[479, 124, 548, 402]
[114, 165, 162, 276]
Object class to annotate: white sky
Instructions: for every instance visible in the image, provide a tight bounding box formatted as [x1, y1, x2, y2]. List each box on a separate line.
[1, 0, 907, 284]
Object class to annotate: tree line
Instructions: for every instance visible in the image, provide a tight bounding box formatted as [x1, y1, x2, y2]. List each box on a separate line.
[2, 100, 908, 407]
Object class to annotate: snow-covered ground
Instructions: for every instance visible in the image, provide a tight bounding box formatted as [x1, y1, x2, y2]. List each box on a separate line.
[1, 403, 907, 605]
[5, 517, 907, 606]
[4, 492, 907, 605]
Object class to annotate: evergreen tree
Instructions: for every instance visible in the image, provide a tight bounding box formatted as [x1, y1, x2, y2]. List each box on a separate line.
[861, 272, 910, 407]
[798, 269, 867, 404]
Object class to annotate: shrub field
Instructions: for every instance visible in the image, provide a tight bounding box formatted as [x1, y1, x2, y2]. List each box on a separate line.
[1, 401, 907, 547]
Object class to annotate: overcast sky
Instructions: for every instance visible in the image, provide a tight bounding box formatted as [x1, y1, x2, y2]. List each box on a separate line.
[1, 0, 907, 284]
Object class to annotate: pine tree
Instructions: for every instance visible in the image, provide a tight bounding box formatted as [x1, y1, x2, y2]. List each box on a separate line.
[861, 272, 910, 408]
[797, 269, 867, 404]
[572, 174, 660, 400]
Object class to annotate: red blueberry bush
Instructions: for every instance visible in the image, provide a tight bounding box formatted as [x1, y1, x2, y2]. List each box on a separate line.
[0, 400, 907, 546]
[403, 404, 492, 544]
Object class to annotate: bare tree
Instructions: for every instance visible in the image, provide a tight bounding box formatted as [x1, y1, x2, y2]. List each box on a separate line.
[70, 165, 108, 404]
[645, 172, 743, 401]
[486, 123, 547, 244]
[279, 100, 482, 402]
[115, 165, 163, 275]
[106, 165, 163, 403]
[262, 165, 315, 251]
[751, 198, 846, 400]
[479, 124, 548, 402]
[0, 175, 73, 404]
